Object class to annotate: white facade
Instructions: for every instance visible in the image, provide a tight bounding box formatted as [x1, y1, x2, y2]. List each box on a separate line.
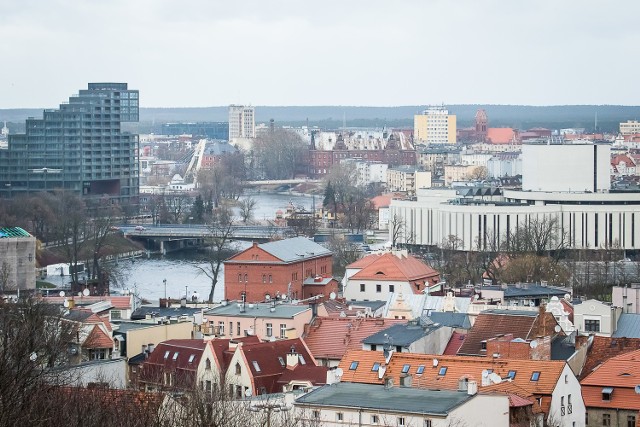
[522, 143, 610, 193]
[344, 278, 420, 302]
[460, 151, 494, 167]
[547, 364, 586, 427]
[487, 153, 522, 178]
[573, 299, 622, 337]
[228, 105, 255, 140]
[612, 285, 640, 314]
[341, 158, 388, 186]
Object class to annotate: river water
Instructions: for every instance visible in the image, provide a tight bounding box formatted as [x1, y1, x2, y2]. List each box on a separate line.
[111, 192, 317, 302]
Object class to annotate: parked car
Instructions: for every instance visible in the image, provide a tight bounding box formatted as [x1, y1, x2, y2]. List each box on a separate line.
[135, 225, 146, 231]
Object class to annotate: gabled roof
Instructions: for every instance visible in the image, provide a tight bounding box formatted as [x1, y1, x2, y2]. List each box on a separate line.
[303, 317, 406, 360]
[227, 237, 331, 264]
[143, 339, 208, 372]
[348, 252, 439, 283]
[362, 321, 443, 347]
[443, 332, 467, 355]
[486, 128, 517, 144]
[613, 314, 640, 338]
[210, 336, 260, 374]
[582, 349, 640, 410]
[581, 336, 640, 379]
[457, 310, 557, 356]
[82, 324, 114, 349]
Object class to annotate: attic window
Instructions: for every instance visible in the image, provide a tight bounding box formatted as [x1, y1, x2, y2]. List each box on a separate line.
[507, 370, 516, 380]
[299, 355, 306, 365]
[401, 364, 411, 374]
[602, 387, 613, 401]
[252, 361, 261, 372]
[416, 365, 425, 375]
[278, 357, 285, 367]
[531, 372, 540, 381]
[480, 340, 487, 351]
[372, 362, 380, 372]
[188, 354, 195, 363]
[164, 351, 170, 359]
[438, 367, 448, 376]
[376, 271, 385, 275]
[173, 352, 179, 361]
[349, 361, 359, 370]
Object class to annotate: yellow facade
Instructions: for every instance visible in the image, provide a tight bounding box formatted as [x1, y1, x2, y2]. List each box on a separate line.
[413, 108, 457, 144]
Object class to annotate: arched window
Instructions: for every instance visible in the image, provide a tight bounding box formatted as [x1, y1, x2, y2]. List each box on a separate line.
[235, 363, 241, 375]
[244, 274, 248, 283]
[262, 275, 266, 283]
[238, 274, 242, 283]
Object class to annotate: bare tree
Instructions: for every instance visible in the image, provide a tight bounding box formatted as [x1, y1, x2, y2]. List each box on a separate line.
[85, 197, 122, 281]
[390, 214, 407, 248]
[467, 165, 488, 181]
[196, 207, 236, 303]
[326, 237, 361, 279]
[52, 191, 89, 285]
[238, 196, 257, 224]
[253, 129, 306, 180]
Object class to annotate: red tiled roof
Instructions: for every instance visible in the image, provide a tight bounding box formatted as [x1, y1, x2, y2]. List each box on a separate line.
[337, 349, 386, 384]
[144, 339, 208, 372]
[82, 324, 114, 349]
[611, 154, 637, 167]
[582, 349, 640, 410]
[110, 296, 133, 310]
[457, 311, 558, 356]
[487, 128, 516, 144]
[370, 194, 393, 209]
[349, 252, 439, 284]
[211, 336, 260, 374]
[580, 336, 640, 379]
[276, 364, 328, 386]
[303, 317, 406, 360]
[443, 332, 466, 355]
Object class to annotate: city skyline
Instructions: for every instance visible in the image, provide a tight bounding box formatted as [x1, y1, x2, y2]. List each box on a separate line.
[1, 0, 640, 109]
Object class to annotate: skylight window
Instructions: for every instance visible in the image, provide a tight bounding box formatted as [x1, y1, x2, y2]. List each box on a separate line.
[438, 367, 448, 376]
[278, 357, 285, 367]
[164, 351, 170, 359]
[401, 364, 411, 374]
[349, 361, 359, 370]
[299, 355, 306, 365]
[416, 365, 425, 375]
[372, 362, 380, 372]
[173, 352, 179, 361]
[531, 372, 540, 381]
[188, 354, 195, 363]
[507, 370, 516, 379]
[252, 361, 261, 372]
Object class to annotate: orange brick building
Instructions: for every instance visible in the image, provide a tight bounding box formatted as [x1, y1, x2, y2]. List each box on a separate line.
[224, 237, 335, 303]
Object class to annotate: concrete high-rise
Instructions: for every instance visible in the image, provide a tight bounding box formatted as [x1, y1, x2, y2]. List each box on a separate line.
[0, 83, 139, 203]
[414, 106, 457, 144]
[228, 105, 255, 140]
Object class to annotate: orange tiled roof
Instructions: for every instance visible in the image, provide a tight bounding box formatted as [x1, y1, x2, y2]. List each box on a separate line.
[582, 349, 640, 410]
[581, 336, 640, 379]
[337, 349, 386, 384]
[443, 332, 466, 355]
[487, 128, 516, 144]
[303, 317, 406, 360]
[349, 252, 439, 283]
[83, 324, 114, 349]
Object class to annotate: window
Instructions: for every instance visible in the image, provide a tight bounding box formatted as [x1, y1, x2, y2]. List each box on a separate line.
[376, 284, 381, 293]
[416, 365, 425, 375]
[531, 371, 540, 381]
[278, 357, 285, 367]
[603, 413, 611, 426]
[164, 351, 170, 359]
[336, 413, 344, 422]
[507, 370, 516, 379]
[481, 340, 487, 350]
[235, 363, 241, 375]
[398, 417, 406, 426]
[602, 387, 613, 401]
[360, 283, 365, 292]
[244, 274, 248, 283]
[252, 361, 261, 372]
[312, 410, 320, 419]
[389, 285, 395, 293]
[628, 415, 636, 427]
[438, 367, 448, 376]
[371, 414, 379, 424]
[238, 274, 242, 282]
[349, 361, 359, 370]
[206, 358, 211, 370]
[172, 352, 179, 360]
[299, 354, 306, 365]
[237, 322, 241, 336]
[372, 362, 380, 371]
[229, 321, 233, 336]
[111, 310, 122, 320]
[280, 324, 287, 338]
[188, 354, 195, 363]
[218, 321, 225, 336]
[205, 380, 212, 392]
[269, 275, 272, 283]
[266, 323, 273, 337]
[424, 420, 432, 427]
[585, 319, 600, 332]
[401, 364, 411, 374]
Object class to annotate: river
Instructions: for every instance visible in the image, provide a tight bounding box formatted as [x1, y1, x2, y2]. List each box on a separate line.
[106, 192, 317, 302]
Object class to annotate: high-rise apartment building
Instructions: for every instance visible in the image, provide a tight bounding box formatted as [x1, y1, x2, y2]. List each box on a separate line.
[228, 105, 255, 140]
[414, 106, 457, 144]
[0, 83, 139, 203]
[620, 120, 640, 135]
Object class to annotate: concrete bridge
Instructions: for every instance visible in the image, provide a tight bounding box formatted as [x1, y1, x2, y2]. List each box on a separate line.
[118, 224, 293, 254]
[243, 179, 321, 187]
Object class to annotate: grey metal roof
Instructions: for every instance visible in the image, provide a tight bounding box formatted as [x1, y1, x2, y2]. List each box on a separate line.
[257, 237, 332, 263]
[203, 141, 236, 155]
[131, 306, 202, 320]
[424, 312, 472, 329]
[349, 300, 387, 311]
[295, 382, 473, 416]
[113, 321, 162, 332]
[613, 314, 640, 338]
[205, 302, 310, 319]
[482, 309, 538, 317]
[363, 321, 442, 347]
[503, 285, 567, 299]
[551, 334, 576, 361]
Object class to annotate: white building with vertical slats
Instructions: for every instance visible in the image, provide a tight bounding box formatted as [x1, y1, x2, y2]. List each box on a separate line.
[390, 142, 640, 251]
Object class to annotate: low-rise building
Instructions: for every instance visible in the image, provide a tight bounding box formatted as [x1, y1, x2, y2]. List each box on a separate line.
[573, 299, 622, 337]
[386, 166, 431, 194]
[361, 318, 453, 354]
[0, 227, 36, 292]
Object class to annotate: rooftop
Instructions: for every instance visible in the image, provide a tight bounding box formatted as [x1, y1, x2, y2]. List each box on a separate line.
[362, 321, 442, 347]
[0, 227, 32, 238]
[295, 382, 474, 416]
[612, 314, 640, 338]
[226, 237, 331, 264]
[348, 252, 439, 283]
[205, 302, 310, 319]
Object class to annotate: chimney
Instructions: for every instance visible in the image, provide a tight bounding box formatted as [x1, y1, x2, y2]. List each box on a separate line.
[384, 377, 394, 389]
[229, 340, 239, 351]
[141, 344, 148, 355]
[147, 343, 155, 353]
[467, 380, 478, 395]
[286, 345, 299, 370]
[400, 375, 412, 388]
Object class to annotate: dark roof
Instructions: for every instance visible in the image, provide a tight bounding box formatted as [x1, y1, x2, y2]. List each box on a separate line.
[211, 336, 260, 374]
[613, 314, 640, 338]
[295, 382, 474, 416]
[424, 312, 472, 329]
[551, 334, 576, 361]
[131, 306, 202, 320]
[503, 285, 567, 299]
[64, 309, 95, 323]
[203, 141, 236, 156]
[0, 227, 31, 238]
[363, 321, 443, 347]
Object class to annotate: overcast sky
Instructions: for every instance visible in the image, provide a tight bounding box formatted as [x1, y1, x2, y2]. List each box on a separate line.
[1, 0, 639, 108]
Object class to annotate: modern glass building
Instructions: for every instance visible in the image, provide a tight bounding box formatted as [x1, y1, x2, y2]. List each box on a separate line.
[0, 83, 139, 203]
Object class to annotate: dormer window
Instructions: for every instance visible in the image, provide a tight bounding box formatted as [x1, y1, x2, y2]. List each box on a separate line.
[602, 387, 613, 401]
[172, 352, 179, 361]
[235, 363, 241, 375]
[164, 351, 170, 359]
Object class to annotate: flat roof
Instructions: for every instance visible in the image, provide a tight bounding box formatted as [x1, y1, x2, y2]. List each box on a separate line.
[205, 303, 310, 319]
[295, 382, 474, 416]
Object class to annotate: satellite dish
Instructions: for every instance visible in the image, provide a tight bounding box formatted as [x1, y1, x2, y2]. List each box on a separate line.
[59, 291, 65, 297]
[63, 299, 69, 308]
[635, 385, 640, 394]
[244, 389, 252, 397]
[530, 340, 539, 349]
[335, 368, 344, 379]
[330, 292, 337, 300]
[82, 288, 90, 297]
[265, 294, 271, 301]
[489, 373, 502, 384]
[554, 325, 562, 333]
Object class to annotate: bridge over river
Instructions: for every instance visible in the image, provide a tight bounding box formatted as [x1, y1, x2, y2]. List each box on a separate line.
[118, 224, 293, 254]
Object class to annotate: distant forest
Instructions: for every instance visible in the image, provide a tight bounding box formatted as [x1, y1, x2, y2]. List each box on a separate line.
[2, 105, 640, 134]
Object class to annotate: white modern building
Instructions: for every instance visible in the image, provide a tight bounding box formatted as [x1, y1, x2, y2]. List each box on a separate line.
[487, 152, 522, 178]
[341, 158, 388, 186]
[390, 142, 640, 251]
[228, 105, 255, 140]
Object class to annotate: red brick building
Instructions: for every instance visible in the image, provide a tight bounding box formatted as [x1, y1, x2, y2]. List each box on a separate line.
[224, 237, 335, 303]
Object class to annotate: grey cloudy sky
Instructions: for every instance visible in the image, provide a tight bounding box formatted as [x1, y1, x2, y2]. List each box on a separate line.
[1, 0, 639, 108]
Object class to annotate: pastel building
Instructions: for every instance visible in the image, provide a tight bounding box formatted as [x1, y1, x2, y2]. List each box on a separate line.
[414, 106, 457, 145]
